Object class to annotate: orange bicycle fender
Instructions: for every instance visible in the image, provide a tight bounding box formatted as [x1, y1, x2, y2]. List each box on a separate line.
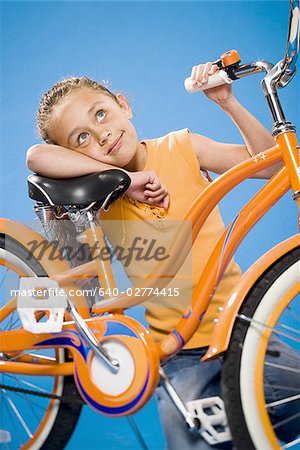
[0, 218, 71, 275]
[202, 234, 299, 361]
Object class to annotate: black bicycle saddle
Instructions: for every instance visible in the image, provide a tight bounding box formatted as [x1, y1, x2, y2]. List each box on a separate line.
[28, 169, 131, 208]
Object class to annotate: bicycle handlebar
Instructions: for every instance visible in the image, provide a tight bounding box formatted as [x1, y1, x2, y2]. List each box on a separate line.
[184, 0, 299, 128]
[184, 70, 232, 94]
[184, 61, 273, 94]
[282, 0, 300, 76]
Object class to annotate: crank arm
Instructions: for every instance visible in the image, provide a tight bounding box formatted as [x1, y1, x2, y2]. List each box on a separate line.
[66, 298, 119, 374]
[159, 367, 198, 431]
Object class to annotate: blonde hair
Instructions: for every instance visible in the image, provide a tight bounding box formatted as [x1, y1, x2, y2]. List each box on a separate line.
[37, 76, 118, 143]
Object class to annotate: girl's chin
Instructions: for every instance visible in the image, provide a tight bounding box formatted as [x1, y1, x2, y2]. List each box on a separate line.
[122, 156, 137, 171]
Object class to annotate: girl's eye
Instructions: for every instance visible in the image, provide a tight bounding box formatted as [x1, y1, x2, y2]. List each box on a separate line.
[96, 110, 106, 122]
[78, 132, 89, 145]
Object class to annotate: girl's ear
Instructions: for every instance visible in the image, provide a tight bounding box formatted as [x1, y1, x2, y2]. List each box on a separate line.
[116, 93, 133, 119]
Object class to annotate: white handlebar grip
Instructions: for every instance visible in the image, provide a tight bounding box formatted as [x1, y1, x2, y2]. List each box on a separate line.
[184, 70, 232, 93]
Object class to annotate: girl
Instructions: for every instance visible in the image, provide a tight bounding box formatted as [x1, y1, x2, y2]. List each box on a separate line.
[27, 63, 290, 449]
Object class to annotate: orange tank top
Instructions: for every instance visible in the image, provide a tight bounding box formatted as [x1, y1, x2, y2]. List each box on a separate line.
[100, 129, 241, 348]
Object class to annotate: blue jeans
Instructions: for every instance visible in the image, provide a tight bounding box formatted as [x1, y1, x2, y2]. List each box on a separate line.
[156, 348, 230, 450]
[155, 340, 300, 450]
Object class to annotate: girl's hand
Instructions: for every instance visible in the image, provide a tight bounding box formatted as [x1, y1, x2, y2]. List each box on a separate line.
[190, 62, 233, 105]
[126, 171, 169, 210]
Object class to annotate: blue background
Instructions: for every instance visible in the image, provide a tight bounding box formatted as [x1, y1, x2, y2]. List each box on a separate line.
[1, 1, 299, 449]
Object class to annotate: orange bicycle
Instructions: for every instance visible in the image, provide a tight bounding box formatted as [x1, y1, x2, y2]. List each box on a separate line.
[0, 1, 299, 449]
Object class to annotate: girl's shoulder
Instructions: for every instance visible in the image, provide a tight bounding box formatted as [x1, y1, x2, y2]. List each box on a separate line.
[142, 128, 192, 152]
[143, 129, 209, 183]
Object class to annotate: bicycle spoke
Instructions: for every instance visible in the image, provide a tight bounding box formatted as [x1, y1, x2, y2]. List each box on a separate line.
[8, 311, 15, 330]
[5, 373, 51, 394]
[264, 383, 300, 392]
[278, 323, 300, 336]
[14, 380, 41, 423]
[3, 310, 17, 332]
[266, 393, 300, 408]
[6, 313, 21, 331]
[3, 312, 12, 332]
[238, 314, 300, 344]
[0, 268, 9, 332]
[7, 308, 17, 331]
[5, 373, 50, 420]
[0, 267, 8, 290]
[264, 361, 300, 374]
[6, 388, 48, 412]
[272, 410, 300, 431]
[8, 352, 56, 363]
[272, 347, 300, 364]
[24, 352, 56, 362]
[281, 436, 300, 449]
[2, 389, 33, 439]
[2, 395, 22, 448]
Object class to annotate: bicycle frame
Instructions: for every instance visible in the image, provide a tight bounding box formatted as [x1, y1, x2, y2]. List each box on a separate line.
[1, 128, 299, 375]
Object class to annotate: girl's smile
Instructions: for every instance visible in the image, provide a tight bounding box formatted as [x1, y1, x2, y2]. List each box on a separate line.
[49, 89, 147, 171]
[107, 131, 124, 155]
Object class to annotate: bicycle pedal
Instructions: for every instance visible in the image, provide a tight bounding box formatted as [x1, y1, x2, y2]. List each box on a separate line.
[186, 396, 232, 445]
[0, 429, 11, 443]
[17, 277, 67, 333]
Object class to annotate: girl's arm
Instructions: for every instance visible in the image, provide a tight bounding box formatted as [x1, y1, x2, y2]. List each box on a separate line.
[189, 62, 281, 178]
[26, 144, 169, 209]
[27, 143, 116, 178]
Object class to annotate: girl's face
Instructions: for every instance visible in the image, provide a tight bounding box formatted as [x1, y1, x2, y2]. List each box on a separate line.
[49, 88, 146, 171]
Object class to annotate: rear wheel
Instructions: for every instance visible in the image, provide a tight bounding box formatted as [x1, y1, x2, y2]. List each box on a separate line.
[222, 247, 300, 449]
[0, 234, 82, 449]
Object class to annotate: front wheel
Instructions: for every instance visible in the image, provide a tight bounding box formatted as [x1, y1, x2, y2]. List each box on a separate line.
[0, 234, 82, 449]
[222, 247, 300, 450]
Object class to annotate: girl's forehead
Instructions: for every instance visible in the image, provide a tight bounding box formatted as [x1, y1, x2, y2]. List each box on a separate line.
[53, 89, 116, 121]
[62, 88, 113, 107]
